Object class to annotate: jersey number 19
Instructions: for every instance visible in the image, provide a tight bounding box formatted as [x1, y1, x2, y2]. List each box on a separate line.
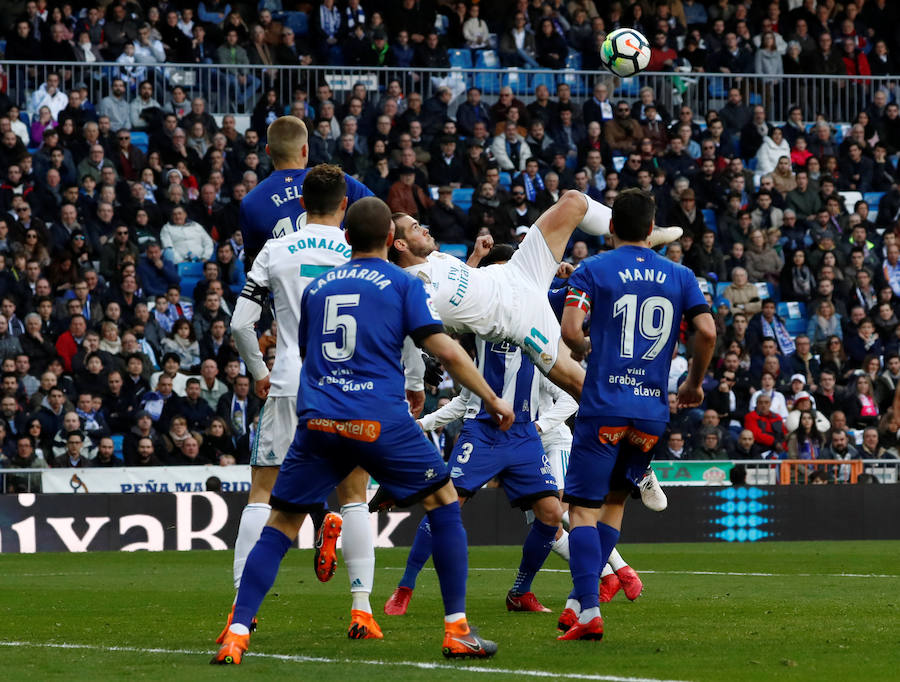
[612, 294, 674, 360]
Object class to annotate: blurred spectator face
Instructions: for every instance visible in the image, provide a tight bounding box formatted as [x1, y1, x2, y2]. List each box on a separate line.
[615, 103, 630, 119]
[574, 171, 588, 191]
[667, 432, 684, 451]
[756, 394, 772, 416]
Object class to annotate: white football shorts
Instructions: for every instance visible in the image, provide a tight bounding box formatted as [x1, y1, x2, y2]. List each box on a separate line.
[541, 423, 572, 489]
[493, 225, 562, 375]
[250, 395, 297, 467]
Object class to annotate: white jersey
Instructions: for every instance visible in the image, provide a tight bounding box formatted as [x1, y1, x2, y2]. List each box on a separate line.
[233, 223, 350, 396]
[406, 251, 510, 342]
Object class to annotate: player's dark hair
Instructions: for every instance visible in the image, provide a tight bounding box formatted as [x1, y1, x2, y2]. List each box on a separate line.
[611, 188, 655, 242]
[480, 244, 515, 267]
[345, 196, 392, 253]
[302, 164, 347, 215]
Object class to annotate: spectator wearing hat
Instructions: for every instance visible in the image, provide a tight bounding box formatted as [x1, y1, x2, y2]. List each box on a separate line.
[429, 187, 469, 245]
[427, 136, 464, 187]
[667, 189, 707, 241]
[387, 166, 433, 221]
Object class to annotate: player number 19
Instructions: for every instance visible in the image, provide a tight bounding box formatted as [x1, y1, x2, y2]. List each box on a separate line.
[612, 294, 674, 360]
[322, 294, 360, 362]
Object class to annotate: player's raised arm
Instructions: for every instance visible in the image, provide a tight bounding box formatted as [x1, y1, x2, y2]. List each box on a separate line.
[231, 246, 272, 399]
[422, 332, 514, 430]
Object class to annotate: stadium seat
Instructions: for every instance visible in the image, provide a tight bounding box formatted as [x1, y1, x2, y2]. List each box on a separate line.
[440, 243, 468, 260]
[282, 11, 308, 36]
[130, 131, 149, 153]
[839, 191, 863, 208]
[452, 188, 474, 212]
[708, 77, 728, 98]
[475, 49, 499, 68]
[498, 171, 512, 189]
[530, 72, 556, 92]
[747, 158, 758, 170]
[615, 77, 641, 98]
[559, 69, 587, 96]
[777, 301, 808, 336]
[702, 209, 717, 233]
[448, 49, 472, 69]
[716, 281, 732, 297]
[502, 68, 527, 96]
[613, 156, 626, 172]
[111, 434, 124, 458]
[177, 262, 204, 279]
[864, 191, 885, 207]
[473, 70, 501, 95]
[565, 52, 582, 70]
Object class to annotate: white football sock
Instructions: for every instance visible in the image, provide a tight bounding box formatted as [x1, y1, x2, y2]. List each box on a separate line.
[561, 509, 570, 530]
[565, 598, 581, 613]
[551, 529, 570, 561]
[445, 612, 466, 624]
[608, 548, 627, 571]
[233, 502, 271, 589]
[578, 194, 612, 237]
[579, 606, 601, 624]
[601, 563, 614, 578]
[341, 503, 375, 614]
[228, 623, 250, 636]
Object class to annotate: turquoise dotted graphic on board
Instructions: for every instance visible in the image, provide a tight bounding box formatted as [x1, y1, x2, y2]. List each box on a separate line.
[709, 487, 773, 542]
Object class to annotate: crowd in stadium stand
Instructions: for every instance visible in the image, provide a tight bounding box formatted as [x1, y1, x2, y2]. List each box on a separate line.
[1, 0, 900, 489]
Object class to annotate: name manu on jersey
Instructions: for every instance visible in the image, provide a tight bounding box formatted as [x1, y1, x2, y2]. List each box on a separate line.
[617, 267, 668, 284]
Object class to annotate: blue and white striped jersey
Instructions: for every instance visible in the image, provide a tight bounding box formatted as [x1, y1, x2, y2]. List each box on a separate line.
[463, 337, 540, 424]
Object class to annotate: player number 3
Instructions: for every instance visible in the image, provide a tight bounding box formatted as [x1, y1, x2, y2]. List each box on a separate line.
[322, 294, 360, 361]
[612, 294, 674, 360]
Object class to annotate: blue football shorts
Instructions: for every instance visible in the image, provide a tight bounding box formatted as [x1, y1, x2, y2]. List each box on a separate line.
[450, 419, 559, 509]
[563, 416, 666, 508]
[269, 417, 450, 513]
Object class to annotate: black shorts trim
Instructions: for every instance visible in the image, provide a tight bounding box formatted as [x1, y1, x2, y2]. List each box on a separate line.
[394, 475, 451, 508]
[269, 495, 326, 515]
[510, 489, 559, 511]
[562, 492, 605, 508]
[453, 485, 474, 499]
[563, 481, 638, 509]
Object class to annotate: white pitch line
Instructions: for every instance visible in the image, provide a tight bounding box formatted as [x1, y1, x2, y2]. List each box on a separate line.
[384, 567, 900, 579]
[0, 641, 687, 682]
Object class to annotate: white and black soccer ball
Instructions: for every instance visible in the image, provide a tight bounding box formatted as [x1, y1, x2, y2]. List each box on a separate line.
[600, 28, 651, 78]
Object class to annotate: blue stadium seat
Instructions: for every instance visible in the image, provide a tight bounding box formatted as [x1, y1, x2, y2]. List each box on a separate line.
[498, 171, 512, 189]
[530, 72, 556, 92]
[502, 69, 527, 96]
[777, 301, 808, 336]
[708, 77, 728, 98]
[282, 11, 308, 36]
[612, 156, 626, 172]
[474, 50, 499, 68]
[474, 50, 502, 94]
[130, 131, 149, 153]
[177, 262, 204, 279]
[864, 191, 885, 207]
[565, 52, 581, 70]
[559, 69, 587, 96]
[614, 77, 641, 98]
[747, 158, 758, 170]
[452, 188, 474, 212]
[180, 279, 201, 298]
[716, 281, 732, 297]
[440, 243, 468, 260]
[448, 49, 472, 69]
[111, 434, 124, 458]
[702, 209, 717, 233]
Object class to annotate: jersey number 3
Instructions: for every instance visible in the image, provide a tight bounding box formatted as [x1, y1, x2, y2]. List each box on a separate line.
[322, 294, 360, 362]
[612, 294, 674, 360]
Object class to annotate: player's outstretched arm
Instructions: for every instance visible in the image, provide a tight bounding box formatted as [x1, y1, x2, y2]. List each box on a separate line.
[466, 234, 494, 268]
[419, 391, 468, 431]
[676, 312, 717, 409]
[422, 332, 515, 430]
[231, 285, 271, 399]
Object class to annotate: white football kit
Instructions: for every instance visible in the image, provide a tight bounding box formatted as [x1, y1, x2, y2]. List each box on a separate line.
[535, 374, 578, 487]
[231, 223, 350, 466]
[405, 226, 562, 375]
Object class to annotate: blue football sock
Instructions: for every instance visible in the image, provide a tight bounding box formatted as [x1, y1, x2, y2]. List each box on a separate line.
[568, 525, 602, 612]
[426, 501, 468, 617]
[511, 518, 558, 595]
[596, 522, 621, 569]
[398, 516, 433, 590]
[233, 526, 292, 628]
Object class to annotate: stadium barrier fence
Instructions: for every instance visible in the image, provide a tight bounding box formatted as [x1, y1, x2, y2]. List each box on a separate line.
[0, 483, 898, 553]
[1, 459, 895, 494]
[3, 60, 899, 125]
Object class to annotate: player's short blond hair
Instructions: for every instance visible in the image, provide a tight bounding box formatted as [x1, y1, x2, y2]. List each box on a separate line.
[266, 116, 308, 163]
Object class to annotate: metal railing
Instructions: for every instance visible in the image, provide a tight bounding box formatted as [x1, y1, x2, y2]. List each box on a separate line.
[2, 60, 899, 124]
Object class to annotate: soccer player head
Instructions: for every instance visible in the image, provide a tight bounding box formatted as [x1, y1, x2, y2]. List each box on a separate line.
[265, 115, 309, 170]
[299, 163, 348, 222]
[388, 213, 436, 266]
[344, 196, 394, 257]
[609, 188, 656, 244]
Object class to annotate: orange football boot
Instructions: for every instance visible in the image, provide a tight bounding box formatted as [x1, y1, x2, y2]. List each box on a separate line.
[314, 512, 343, 582]
[442, 618, 498, 659]
[348, 610, 384, 639]
[210, 630, 250, 665]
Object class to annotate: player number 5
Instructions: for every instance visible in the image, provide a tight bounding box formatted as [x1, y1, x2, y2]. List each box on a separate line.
[322, 294, 360, 361]
[613, 294, 673, 360]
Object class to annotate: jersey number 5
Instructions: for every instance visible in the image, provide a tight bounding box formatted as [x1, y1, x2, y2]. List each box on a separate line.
[322, 294, 360, 362]
[612, 294, 674, 360]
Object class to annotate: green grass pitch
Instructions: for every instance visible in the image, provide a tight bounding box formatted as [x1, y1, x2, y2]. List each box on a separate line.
[1, 541, 898, 681]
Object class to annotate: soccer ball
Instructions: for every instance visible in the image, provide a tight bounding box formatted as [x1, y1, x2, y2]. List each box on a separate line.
[601, 28, 651, 78]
